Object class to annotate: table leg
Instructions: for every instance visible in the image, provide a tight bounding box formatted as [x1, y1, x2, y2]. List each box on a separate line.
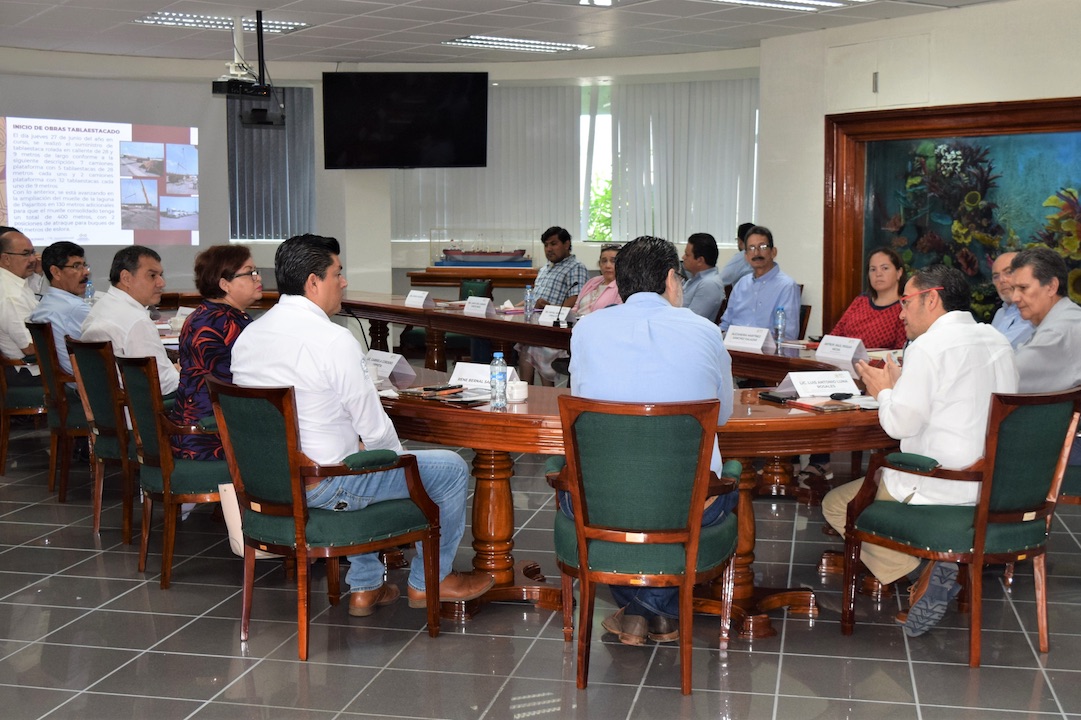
[368, 319, 389, 352]
[425, 327, 447, 372]
[694, 457, 818, 639]
[439, 449, 562, 621]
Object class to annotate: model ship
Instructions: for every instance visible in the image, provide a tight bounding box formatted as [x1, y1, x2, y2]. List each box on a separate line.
[441, 247, 527, 264]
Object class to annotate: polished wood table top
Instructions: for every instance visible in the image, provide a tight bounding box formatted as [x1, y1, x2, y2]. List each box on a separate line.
[382, 372, 894, 633]
[407, 266, 538, 289]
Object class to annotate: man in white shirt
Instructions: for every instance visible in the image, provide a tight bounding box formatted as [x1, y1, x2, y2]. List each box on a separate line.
[989, 251, 1034, 348]
[231, 234, 493, 617]
[0, 226, 42, 387]
[822, 265, 1017, 637]
[28, 241, 90, 376]
[80, 246, 179, 396]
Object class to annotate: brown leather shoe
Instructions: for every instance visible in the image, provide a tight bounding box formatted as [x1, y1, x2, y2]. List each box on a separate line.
[601, 607, 625, 636]
[618, 615, 648, 646]
[407, 571, 495, 607]
[648, 615, 679, 643]
[348, 582, 400, 617]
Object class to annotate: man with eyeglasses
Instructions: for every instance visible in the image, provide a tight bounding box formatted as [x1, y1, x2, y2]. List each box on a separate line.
[28, 242, 91, 376]
[81, 246, 180, 396]
[681, 232, 726, 321]
[0, 226, 42, 386]
[718, 225, 801, 341]
[822, 265, 1017, 638]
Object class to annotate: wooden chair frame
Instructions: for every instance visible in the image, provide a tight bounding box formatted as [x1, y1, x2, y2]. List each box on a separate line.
[0, 356, 46, 473]
[25, 322, 91, 505]
[556, 395, 736, 695]
[116, 356, 222, 589]
[66, 337, 137, 544]
[208, 378, 442, 661]
[842, 388, 1081, 666]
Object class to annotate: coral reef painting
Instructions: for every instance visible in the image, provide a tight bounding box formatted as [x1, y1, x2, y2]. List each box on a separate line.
[864, 132, 1081, 319]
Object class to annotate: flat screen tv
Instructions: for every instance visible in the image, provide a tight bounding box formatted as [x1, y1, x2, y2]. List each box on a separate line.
[322, 72, 488, 169]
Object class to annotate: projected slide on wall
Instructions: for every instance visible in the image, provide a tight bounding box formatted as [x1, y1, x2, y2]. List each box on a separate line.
[1, 117, 199, 247]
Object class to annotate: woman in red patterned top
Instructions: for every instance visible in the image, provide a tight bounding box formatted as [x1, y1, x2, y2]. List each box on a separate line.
[170, 245, 263, 460]
[829, 247, 907, 350]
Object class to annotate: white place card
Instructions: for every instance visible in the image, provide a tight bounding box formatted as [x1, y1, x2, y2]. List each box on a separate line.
[537, 305, 574, 325]
[449, 362, 521, 389]
[775, 371, 861, 398]
[723, 326, 775, 353]
[404, 290, 434, 309]
[365, 349, 416, 385]
[463, 296, 496, 317]
[816, 334, 869, 378]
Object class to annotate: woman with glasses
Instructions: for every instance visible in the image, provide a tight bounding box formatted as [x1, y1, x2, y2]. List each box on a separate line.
[170, 245, 263, 460]
[532, 244, 623, 382]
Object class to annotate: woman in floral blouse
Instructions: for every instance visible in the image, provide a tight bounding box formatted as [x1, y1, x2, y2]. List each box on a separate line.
[170, 245, 263, 460]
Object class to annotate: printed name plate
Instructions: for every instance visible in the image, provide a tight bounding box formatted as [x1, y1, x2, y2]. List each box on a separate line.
[404, 290, 434, 309]
[723, 326, 774, 353]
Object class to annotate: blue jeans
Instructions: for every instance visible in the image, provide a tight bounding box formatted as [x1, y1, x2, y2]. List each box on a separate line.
[558, 488, 738, 619]
[305, 449, 469, 593]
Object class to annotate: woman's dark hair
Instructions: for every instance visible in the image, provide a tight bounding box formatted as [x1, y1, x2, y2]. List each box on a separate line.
[866, 246, 906, 301]
[194, 244, 253, 299]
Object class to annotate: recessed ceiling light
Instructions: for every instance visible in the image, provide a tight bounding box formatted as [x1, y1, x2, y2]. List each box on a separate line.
[133, 12, 308, 35]
[442, 35, 594, 53]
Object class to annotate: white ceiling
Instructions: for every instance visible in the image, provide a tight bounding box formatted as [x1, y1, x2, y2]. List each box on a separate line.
[0, 0, 1008, 64]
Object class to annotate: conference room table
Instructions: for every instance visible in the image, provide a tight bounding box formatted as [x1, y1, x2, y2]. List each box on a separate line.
[382, 372, 895, 638]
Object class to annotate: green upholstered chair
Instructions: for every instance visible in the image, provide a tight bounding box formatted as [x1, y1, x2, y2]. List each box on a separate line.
[0, 356, 46, 473]
[116, 356, 227, 589]
[66, 337, 139, 544]
[396, 278, 494, 361]
[553, 395, 739, 695]
[207, 378, 442, 661]
[841, 387, 1081, 667]
[25, 322, 90, 504]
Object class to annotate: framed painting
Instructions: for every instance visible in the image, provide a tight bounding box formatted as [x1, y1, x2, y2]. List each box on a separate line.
[823, 97, 1081, 329]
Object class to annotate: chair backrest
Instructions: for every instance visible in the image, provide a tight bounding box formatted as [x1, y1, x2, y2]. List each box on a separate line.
[26, 322, 71, 414]
[208, 378, 304, 526]
[459, 279, 494, 301]
[980, 388, 1081, 517]
[66, 338, 127, 448]
[115, 356, 170, 473]
[557, 395, 719, 552]
[799, 304, 812, 339]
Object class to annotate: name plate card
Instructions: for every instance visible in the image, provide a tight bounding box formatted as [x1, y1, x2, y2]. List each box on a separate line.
[404, 290, 434, 309]
[463, 296, 496, 317]
[815, 335, 869, 378]
[723, 326, 775, 353]
[775, 371, 861, 398]
[537, 305, 574, 325]
[450, 362, 521, 389]
[365, 350, 416, 385]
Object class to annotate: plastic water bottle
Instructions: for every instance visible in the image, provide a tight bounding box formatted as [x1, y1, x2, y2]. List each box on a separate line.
[523, 285, 535, 318]
[772, 306, 787, 348]
[490, 351, 508, 409]
[83, 278, 95, 305]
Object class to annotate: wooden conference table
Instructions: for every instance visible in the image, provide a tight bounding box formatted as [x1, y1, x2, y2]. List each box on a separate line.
[383, 372, 895, 637]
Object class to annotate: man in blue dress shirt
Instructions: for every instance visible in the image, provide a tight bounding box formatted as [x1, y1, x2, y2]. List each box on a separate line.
[989, 251, 1034, 348]
[719, 221, 755, 287]
[681, 232, 726, 321]
[719, 225, 801, 341]
[568, 235, 736, 646]
[28, 241, 90, 376]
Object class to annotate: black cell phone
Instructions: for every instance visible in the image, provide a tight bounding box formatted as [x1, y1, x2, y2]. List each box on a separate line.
[758, 391, 798, 404]
[423, 384, 462, 392]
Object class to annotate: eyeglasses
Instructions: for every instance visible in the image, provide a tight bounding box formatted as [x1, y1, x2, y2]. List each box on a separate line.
[2, 250, 35, 258]
[899, 286, 943, 309]
[673, 266, 688, 282]
[231, 269, 261, 279]
[744, 243, 772, 254]
[60, 262, 89, 271]
[599, 243, 621, 252]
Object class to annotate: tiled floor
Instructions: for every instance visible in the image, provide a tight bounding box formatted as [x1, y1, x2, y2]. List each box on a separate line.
[3, 418, 1081, 719]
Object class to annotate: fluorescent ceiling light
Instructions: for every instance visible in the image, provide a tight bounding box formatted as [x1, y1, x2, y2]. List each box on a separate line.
[442, 35, 594, 53]
[134, 12, 308, 34]
[708, 0, 841, 9]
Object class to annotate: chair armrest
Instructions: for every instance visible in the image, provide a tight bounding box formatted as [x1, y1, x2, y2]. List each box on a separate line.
[197, 415, 218, 432]
[343, 449, 401, 471]
[544, 455, 568, 491]
[880, 452, 983, 482]
[885, 452, 938, 473]
[159, 411, 217, 436]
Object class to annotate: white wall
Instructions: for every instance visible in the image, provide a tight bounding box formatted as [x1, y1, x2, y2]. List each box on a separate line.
[757, 0, 1081, 336]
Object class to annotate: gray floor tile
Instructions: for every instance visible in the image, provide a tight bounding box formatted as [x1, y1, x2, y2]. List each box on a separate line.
[89, 651, 258, 700]
[0, 683, 78, 720]
[0, 643, 139, 690]
[343, 667, 507, 719]
[39, 691, 202, 719]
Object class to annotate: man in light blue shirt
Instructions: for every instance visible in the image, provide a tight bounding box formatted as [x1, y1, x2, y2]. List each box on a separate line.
[989, 251, 1034, 348]
[681, 232, 725, 321]
[719, 221, 755, 286]
[719, 225, 801, 341]
[28, 241, 90, 375]
[568, 235, 736, 646]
